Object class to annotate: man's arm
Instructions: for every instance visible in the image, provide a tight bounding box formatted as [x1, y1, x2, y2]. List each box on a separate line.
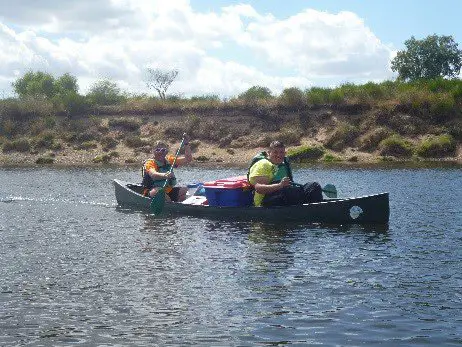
[253, 176, 291, 194]
[174, 143, 192, 166]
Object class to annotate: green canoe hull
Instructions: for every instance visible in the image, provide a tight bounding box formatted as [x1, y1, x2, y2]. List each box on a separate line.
[113, 179, 389, 224]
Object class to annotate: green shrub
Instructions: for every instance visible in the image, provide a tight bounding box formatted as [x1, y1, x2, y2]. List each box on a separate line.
[62, 118, 97, 134]
[306, 87, 331, 105]
[75, 141, 98, 150]
[93, 154, 112, 163]
[124, 135, 149, 148]
[397, 88, 431, 115]
[0, 118, 17, 137]
[14, 97, 55, 119]
[452, 83, 462, 102]
[185, 114, 201, 135]
[2, 138, 31, 152]
[57, 91, 88, 117]
[238, 86, 273, 101]
[323, 153, 342, 162]
[51, 142, 63, 151]
[108, 118, 140, 132]
[195, 155, 209, 162]
[328, 89, 345, 104]
[378, 135, 414, 157]
[65, 130, 99, 144]
[29, 118, 49, 135]
[86, 80, 127, 105]
[359, 127, 393, 152]
[447, 120, 462, 141]
[361, 82, 386, 100]
[35, 156, 54, 164]
[190, 94, 220, 102]
[287, 145, 325, 161]
[325, 123, 360, 151]
[278, 87, 306, 108]
[429, 92, 455, 121]
[416, 134, 456, 157]
[33, 132, 55, 149]
[100, 136, 118, 150]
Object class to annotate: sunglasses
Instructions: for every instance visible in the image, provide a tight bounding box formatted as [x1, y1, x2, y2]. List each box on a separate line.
[155, 147, 168, 153]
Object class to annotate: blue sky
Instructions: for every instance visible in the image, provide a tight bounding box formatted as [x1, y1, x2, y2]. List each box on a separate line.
[0, 0, 461, 98]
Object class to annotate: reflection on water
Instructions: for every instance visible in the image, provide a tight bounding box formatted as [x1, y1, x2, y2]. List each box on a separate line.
[1, 166, 461, 346]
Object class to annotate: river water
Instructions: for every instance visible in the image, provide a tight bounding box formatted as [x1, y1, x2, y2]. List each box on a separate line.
[1, 165, 461, 346]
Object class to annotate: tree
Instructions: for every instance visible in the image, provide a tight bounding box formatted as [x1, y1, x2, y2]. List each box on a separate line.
[279, 87, 305, 107]
[55, 73, 78, 95]
[12, 71, 80, 99]
[391, 35, 462, 81]
[12, 71, 56, 98]
[145, 68, 178, 99]
[238, 86, 273, 101]
[86, 79, 126, 105]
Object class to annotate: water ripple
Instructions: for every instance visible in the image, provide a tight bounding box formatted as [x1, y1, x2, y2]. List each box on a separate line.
[1, 167, 461, 346]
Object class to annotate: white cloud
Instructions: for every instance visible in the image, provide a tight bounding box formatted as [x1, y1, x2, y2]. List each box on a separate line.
[0, 1, 395, 98]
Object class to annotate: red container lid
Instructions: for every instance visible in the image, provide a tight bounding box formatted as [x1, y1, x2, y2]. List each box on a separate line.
[204, 176, 251, 189]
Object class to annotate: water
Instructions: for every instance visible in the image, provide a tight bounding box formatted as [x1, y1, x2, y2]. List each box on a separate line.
[1, 165, 461, 346]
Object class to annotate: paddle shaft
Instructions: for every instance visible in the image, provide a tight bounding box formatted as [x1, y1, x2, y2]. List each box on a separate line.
[161, 134, 186, 189]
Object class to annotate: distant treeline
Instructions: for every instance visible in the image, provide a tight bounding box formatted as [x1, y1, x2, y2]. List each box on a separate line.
[1, 70, 462, 123]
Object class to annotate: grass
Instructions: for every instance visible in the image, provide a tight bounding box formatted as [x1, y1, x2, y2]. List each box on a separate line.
[323, 153, 343, 162]
[35, 156, 55, 164]
[359, 127, 394, 152]
[101, 136, 118, 151]
[33, 132, 55, 150]
[287, 145, 325, 162]
[124, 135, 150, 148]
[416, 134, 456, 158]
[75, 141, 98, 150]
[2, 138, 31, 152]
[92, 154, 112, 163]
[108, 118, 141, 131]
[379, 135, 414, 157]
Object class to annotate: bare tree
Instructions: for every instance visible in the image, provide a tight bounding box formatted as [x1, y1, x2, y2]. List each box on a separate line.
[145, 68, 179, 99]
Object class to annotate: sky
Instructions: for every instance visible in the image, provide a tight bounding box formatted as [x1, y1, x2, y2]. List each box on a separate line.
[1, 0, 461, 98]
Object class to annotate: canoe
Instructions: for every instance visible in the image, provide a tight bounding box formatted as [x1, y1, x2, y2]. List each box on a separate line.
[113, 179, 389, 224]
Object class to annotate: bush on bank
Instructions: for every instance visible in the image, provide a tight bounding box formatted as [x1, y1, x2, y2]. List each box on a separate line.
[2, 138, 31, 152]
[379, 135, 414, 157]
[416, 134, 456, 157]
[287, 145, 325, 162]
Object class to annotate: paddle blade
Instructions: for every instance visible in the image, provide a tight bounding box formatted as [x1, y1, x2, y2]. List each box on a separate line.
[323, 184, 337, 198]
[150, 188, 165, 214]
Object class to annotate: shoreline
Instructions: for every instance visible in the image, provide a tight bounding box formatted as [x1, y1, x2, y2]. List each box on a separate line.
[2, 152, 461, 170]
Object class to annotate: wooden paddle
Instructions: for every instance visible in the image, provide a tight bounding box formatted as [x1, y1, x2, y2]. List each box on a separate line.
[150, 134, 186, 215]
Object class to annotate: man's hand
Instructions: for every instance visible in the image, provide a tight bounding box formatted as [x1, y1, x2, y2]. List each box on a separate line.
[279, 177, 291, 188]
